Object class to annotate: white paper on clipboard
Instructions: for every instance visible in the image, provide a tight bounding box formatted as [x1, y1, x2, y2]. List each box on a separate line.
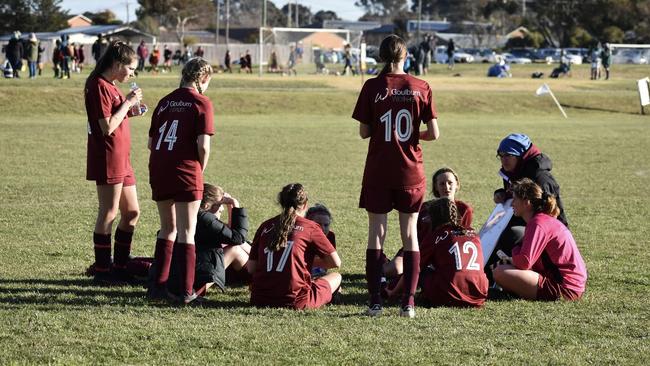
[479, 198, 514, 266]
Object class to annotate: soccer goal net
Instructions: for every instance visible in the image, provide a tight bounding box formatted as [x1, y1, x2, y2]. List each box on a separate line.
[608, 43, 650, 65]
[257, 27, 363, 75]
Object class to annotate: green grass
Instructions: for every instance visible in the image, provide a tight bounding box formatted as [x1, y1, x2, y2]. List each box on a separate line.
[1, 63, 649, 365]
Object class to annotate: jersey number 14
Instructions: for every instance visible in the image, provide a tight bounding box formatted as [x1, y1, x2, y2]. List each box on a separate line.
[155, 120, 179, 151]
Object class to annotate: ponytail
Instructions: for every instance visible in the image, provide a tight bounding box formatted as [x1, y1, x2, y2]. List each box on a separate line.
[511, 178, 560, 218]
[378, 35, 407, 75]
[427, 198, 468, 235]
[268, 183, 307, 252]
[180, 57, 213, 94]
[87, 40, 136, 83]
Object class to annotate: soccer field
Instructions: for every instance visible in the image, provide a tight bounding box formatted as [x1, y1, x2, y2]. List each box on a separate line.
[1, 63, 649, 365]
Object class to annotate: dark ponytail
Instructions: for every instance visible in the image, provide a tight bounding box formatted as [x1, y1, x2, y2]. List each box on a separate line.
[511, 178, 560, 217]
[378, 35, 407, 75]
[86, 40, 136, 84]
[268, 183, 308, 252]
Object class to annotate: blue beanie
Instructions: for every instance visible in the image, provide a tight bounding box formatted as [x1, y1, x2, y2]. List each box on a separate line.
[498, 133, 532, 157]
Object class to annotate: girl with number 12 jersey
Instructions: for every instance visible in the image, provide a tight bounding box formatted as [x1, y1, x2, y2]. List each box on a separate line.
[147, 58, 214, 304]
[352, 35, 439, 318]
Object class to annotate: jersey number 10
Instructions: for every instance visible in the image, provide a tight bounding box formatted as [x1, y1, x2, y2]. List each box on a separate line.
[380, 109, 413, 142]
[155, 120, 179, 151]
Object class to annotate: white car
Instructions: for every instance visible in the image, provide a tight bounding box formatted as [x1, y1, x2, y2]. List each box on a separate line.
[434, 46, 475, 64]
[612, 49, 648, 64]
[502, 53, 532, 64]
[563, 49, 584, 64]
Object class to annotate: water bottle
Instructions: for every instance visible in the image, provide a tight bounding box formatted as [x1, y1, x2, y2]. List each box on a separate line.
[130, 82, 141, 114]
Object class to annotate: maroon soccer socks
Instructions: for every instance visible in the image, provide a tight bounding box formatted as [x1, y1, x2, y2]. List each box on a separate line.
[366, 249, 384, 305]
[93, 233, 112, 274]
[113, 228, 133, 270]
[401, 250, 420, 308]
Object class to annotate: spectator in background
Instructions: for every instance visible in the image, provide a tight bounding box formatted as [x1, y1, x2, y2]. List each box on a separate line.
[224, 50, 232, 73]
[182, 45, 192, 64]
[245, 49, 253, 74]
[446, 39, 455, 70]
[163, 44, 173, 73]
[92, 34, 107, 63]
[601, 43, 611, 80]
[60, 34, 72, 79]
[149, 44, 160, 73]
[52, 39, 62, 78]
[5, 31, 23, 78]
[287, 45, 297, 76]
[173, 49, 182, 66]
[137, 40, 148, 71]
[420, 34, 432, 75]
[36, 39, 45, 76]
[25, 33, 39, 79]
[75, 44, 85, 73]
[269, 50, 280, 73]
[195, 46, 204, 58]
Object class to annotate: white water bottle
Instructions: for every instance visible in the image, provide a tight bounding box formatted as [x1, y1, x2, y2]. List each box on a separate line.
[130, 81, 140, 113]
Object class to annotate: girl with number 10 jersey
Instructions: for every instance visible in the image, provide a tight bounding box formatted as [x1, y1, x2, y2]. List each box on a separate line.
[352, 35, 439, 318]
[147, 58, 214, 304]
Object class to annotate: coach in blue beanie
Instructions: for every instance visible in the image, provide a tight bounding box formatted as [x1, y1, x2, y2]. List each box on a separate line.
[498, 133, 532, 157]
[486, 133, 568, 282]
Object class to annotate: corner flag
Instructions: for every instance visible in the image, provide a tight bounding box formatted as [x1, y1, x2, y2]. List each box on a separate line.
[535, 83, 567, 119]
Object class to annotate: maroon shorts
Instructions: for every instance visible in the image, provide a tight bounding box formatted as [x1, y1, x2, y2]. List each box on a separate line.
[359, 185, 425, 214]
[152, 189, 202, 203]
[296, 278, 333, 310]
[536, 274, 583, 301]
[95, 172, 136, 186]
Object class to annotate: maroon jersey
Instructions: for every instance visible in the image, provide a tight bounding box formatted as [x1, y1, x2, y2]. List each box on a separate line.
[148, 87, 214, 198]
[417, 200, 473, 243]
[85, 75, 133, 181]
[326, 231, 336, 248]
[352, 73, 437, 189]
[250, 216, 335, 308]
[420, 224, 488, 307]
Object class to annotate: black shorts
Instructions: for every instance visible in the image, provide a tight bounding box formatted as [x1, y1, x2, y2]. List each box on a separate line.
[194, 246, 226, 292]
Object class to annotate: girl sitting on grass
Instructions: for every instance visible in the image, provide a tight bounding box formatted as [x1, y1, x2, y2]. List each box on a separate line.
[248, 183, 342, 310]
[492, 178, 587, 301]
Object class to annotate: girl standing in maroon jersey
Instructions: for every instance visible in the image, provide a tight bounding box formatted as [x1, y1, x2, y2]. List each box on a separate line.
[84, 41, 145, 284]
[352, 35, 440, 318]
[248, 184, 342, 310]
[147, 58, 214, 304]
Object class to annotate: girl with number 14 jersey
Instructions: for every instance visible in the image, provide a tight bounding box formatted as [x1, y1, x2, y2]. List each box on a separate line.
[147, 58, 214, 304]
[352, 35, 439, 318]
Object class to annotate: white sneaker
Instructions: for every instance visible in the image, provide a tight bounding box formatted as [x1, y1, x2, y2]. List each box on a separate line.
[366, 304, 383, 317]
[399, 305, 415, 318]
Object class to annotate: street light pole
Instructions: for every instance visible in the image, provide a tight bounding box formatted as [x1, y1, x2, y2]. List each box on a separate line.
[417, 0, 422, 44]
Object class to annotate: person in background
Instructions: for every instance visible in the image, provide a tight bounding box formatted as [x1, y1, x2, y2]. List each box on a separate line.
[5, 31, 23, 78]
[25, 33, 38, 79]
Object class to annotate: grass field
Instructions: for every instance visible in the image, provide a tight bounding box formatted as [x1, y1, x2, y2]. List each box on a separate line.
[1, 62, 649, 365]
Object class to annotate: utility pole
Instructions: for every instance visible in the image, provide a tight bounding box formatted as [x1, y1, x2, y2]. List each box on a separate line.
[226, 0, 230, 47]
[263, 0, 267, 28]
[215, 0, 220, 46]
[287, 2, 292, 27]
[125, 0, 131, 24]
[522, 0, 526, 17]
[295, 0, 299, 28]
[417, 0, 422, 44]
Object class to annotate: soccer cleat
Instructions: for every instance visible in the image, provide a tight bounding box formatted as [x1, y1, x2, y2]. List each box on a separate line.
[399, 305, 416, 318]
[146, 284, 168, 302]
[166, 290, 199, 305]
[366, 304, 383, 317]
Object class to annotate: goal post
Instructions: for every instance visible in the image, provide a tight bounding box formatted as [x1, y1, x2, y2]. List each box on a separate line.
[257, 27, 362, 76]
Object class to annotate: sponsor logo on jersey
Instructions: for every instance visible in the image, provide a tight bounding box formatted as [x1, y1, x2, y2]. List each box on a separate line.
[375, 88, 421, 103]
[261, 224, 275, 236]
[157, 100, 170, 115]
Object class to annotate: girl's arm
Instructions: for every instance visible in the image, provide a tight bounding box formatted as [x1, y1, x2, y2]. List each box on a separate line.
[419, 118, 439, 141]
[99, 88, 141, 136]
[359, 123, 372, 139]
[147, 137, 152, 151]
[320, 251, 342, 270]
[197, 134, 210, 173]
[247, 260, 257, 274]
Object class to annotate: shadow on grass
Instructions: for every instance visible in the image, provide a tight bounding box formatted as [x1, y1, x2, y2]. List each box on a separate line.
[563, 104, 641, 115]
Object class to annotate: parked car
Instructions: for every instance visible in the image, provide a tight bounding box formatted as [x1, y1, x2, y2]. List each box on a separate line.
[434, 46, 475, 63]
[536, 48, 562, 63]
[502, 52, 532, 64]
[509, 48, 537, 61]
[612, 48, 649, 64]
[463, 48, 497, 63]
[564, 48, 585, 64]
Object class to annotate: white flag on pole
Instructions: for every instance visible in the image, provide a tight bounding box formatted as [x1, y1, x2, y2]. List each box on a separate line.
[535, 84, 550, 96]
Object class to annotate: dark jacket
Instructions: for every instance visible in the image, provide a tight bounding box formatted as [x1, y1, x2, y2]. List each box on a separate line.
[194, 207, 249, 290]
[497, 146, 568, 227]
[5, 38, 23, 62]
